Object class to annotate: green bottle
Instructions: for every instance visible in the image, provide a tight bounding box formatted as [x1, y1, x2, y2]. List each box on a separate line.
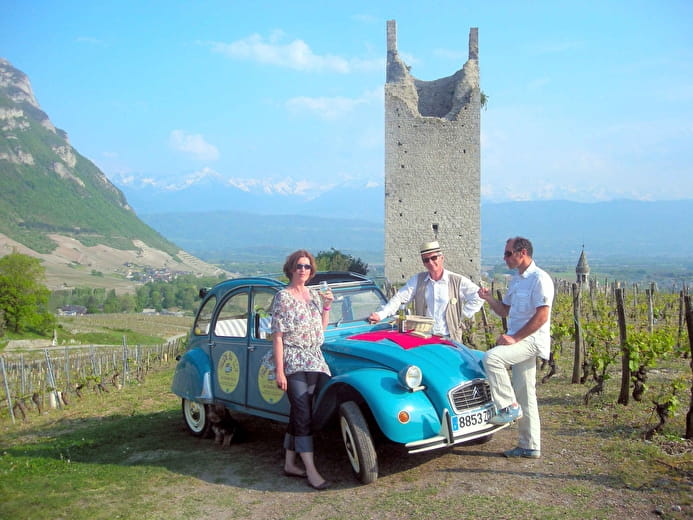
[397, 304, 406, 333]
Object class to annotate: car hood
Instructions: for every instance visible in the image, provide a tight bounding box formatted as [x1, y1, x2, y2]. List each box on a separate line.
[323, 330, 486, 388]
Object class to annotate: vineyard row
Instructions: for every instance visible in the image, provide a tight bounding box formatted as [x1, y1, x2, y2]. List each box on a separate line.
[0, 337, 187, 424]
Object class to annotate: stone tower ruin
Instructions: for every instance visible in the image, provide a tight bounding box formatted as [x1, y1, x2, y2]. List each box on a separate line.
[384, 20, 481, 283]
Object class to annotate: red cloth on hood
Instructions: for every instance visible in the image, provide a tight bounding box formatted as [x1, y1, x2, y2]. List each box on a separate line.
[347, 330, 455, 349]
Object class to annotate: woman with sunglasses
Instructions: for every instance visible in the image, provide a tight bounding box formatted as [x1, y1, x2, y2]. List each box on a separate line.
[271, 249, 333, 490]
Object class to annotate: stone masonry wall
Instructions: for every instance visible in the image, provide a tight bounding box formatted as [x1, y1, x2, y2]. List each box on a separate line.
[384, 21, 481, 283]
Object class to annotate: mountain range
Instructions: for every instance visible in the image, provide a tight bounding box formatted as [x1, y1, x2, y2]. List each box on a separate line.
[1, 57, 691, 293]
[136, 199, 693, 268]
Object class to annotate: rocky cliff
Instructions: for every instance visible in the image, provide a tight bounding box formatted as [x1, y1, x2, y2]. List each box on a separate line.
[0, 58, 227, 291]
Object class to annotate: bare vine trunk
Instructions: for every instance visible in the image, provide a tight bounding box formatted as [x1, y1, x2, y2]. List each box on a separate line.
[571, 283, 582, 384]
[616, 288, 630, 405]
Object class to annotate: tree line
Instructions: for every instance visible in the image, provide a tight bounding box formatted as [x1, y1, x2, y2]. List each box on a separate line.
[0, 249, 369, 338]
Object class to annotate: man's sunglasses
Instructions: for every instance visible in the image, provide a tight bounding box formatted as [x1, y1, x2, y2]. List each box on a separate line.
[422, 254, 441, 264]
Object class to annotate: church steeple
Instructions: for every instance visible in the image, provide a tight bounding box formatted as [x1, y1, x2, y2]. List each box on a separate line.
[576, 246, 590, 283]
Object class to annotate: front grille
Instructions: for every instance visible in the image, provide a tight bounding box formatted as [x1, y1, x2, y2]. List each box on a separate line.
[449, 379, 492, 414]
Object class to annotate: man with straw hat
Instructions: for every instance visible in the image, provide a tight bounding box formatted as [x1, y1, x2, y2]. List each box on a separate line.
[368, 240, 484, 342]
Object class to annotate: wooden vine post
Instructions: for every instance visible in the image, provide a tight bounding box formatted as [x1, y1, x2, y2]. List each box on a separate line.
[616, 288, 630, 405]
[685, 295, 693, 440]
[646, 287, 655, 334]
[571, 283, 583, 384]
[678, 290, 685, 351]
[1, 357, 16, 424]
[495, 289, 507, 333]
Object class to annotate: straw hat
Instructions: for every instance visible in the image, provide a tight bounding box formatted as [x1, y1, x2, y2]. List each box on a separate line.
[419, 241, 442, 255]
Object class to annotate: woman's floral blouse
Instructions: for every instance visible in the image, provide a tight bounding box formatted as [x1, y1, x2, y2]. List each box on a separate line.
[271, 289, 331, 376]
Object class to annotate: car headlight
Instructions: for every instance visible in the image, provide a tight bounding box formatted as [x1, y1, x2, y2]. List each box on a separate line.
[398, 365, 423, 390]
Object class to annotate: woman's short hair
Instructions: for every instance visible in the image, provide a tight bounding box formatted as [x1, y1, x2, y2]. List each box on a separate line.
[283, 249, 317, 281]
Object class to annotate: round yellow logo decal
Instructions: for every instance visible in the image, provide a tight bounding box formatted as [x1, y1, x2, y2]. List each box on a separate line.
[258, 365, 284, 404]
[217, 351, 240, 394]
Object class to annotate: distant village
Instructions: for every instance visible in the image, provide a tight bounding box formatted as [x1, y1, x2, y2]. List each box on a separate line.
[56, 262, 193, 317]
[122, 263, 193, 284]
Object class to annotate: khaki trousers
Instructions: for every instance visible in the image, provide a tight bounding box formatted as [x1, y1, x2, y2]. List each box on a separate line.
[482, 337, 542, 451]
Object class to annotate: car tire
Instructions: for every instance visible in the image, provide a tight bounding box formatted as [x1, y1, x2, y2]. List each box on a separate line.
[182, 398, 213, 438]
[339, 401, 378, 484]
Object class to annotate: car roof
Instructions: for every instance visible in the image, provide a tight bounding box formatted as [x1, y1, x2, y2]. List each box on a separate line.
[199, 271, 375, 299]
[307, 271, 372, 285]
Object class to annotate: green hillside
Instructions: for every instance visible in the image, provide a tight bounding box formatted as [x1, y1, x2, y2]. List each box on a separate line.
[0, 58, 178, 256]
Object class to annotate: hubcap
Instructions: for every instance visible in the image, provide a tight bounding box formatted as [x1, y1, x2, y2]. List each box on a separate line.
[185, 401, 204, 432]
[340, 416, 360, 472]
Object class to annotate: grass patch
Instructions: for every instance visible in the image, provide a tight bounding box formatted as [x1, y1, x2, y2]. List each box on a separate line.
[1, 335, 691, 519]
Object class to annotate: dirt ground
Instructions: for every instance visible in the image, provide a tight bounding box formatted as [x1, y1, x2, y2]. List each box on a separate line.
[164, 396, 692, 520]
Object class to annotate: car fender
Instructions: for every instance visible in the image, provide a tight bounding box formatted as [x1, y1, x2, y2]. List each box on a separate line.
[171, 348, 214, 404]
[314, 368, 442, 445]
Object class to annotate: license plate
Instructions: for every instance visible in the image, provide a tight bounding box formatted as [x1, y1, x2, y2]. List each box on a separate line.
[452, 407, 492, 432]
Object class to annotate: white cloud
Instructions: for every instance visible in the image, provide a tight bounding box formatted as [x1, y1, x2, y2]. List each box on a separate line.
[206, 33, 381, 73]
[286, 95, 364, 120]
[116, 174, 135, 185]
[286, 88, 381, 120]
[169, 130, 219, 161]
[209, 33, 348, 73]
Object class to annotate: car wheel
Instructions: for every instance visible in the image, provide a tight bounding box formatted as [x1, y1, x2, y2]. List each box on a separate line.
[339, 401, 378, 484]
[182, 398, 212, 438]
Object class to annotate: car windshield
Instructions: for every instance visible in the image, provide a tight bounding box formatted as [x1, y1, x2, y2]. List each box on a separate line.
[327, 286, 386, 325]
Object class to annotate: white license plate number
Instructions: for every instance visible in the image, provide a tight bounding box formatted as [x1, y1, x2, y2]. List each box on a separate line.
[453, 408, 492, 432]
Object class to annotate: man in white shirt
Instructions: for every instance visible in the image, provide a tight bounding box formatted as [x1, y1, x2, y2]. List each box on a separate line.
[368, 241, 484, 343]
[478, 236, 554, 459]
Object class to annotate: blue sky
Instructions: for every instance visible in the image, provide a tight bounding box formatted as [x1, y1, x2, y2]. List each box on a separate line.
[2, 0, 692, 203]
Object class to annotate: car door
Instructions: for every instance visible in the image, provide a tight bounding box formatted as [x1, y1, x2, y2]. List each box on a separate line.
[210, 288, 250, 407]
[246, 287, 290, 418]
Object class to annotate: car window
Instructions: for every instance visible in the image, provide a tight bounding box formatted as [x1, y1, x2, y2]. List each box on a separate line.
[350, 289, 385, 320]
[193, 295, 217, 336]
[252, 289, 276, 340]
[330, 287, 386, 324]
[214, 292, 249, 338]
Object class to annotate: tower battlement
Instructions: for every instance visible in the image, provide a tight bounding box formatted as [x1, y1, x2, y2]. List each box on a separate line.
[384, 20, 481, 282]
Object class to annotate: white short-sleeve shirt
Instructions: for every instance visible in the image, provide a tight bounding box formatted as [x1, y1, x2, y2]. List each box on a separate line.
[502, 261, 554, 359]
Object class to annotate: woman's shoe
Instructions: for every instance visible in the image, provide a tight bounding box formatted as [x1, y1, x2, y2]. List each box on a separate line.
[308, 479, 330, 490]
[283, 469, 307, 478]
